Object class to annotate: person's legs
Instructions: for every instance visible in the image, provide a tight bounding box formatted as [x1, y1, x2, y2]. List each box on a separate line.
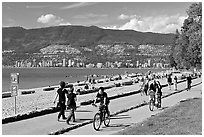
[105, 105, 110, 115]
[61, 103, 66, 119]
[66, 107, 74, 124]
[168, 82, 171, 90]
[175, 82, 177, 90]
[72, 108, 76, 122]
[188, 82, 191, 90]
[58, 103, 66, 120]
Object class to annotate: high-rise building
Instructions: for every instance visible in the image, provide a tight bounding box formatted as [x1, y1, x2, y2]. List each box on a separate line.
[136, 61, 139, 67]
[148, 59, 151, 67]
[96, 63, 103, 68]
[50, 60, 53, 67]
[68, 59, 72, 67]
[63, 58, 66, 67]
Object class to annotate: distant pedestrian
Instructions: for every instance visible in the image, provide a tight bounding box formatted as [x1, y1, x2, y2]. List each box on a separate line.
[167, 75, 172, 90]
[187, 74, 192, 91]
[53, 81, 68, 121]
[174, 76, 178, 91]
[66, 85, 77, 124]
[143, 79, 149, 96]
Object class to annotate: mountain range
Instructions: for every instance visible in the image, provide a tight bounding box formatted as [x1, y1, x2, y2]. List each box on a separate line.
[2, 25, 175, 53]
[2, 25, 176, 65]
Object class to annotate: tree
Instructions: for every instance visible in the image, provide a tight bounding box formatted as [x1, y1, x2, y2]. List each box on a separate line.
[169, 29, 179, 68]
[173, 2, 202, 69]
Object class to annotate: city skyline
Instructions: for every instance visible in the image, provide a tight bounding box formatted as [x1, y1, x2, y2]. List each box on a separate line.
[2, 1, 194, 33]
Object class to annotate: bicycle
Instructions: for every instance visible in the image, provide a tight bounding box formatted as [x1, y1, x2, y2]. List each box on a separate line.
[92, 104, 110, 131]
[149, 90, 155, 111]
[155, 92, 161, 108]
[149, 90, 162, 111]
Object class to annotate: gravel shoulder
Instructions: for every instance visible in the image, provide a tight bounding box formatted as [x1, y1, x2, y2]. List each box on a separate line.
[115, 97, 202, 135]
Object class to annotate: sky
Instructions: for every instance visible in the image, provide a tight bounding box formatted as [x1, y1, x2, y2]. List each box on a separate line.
[2, 1, 195, 33]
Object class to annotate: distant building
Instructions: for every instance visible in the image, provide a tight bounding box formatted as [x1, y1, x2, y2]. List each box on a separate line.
[62, 58, 66, 67]
[156, 63, 163, 68]
[96, 63, 103, 68]
[86, 64, 95, 68]
[68, 59, 72, 67]
[148, 59, 151, 67]
[136, 61, 139, 67]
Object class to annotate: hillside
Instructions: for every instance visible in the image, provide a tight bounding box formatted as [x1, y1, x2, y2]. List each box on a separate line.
[2, 25, 175, 53]
[2, 25, 176, 66]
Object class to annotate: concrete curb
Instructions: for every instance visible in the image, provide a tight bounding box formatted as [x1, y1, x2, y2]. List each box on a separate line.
[2, 107, 60, 124]
[48, 80, 201, 135]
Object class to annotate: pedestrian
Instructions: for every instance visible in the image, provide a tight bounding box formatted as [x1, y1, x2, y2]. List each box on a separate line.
[167, 74, 172, 90]
[53, 81, 68, 121]
[66, 85, 77, 124]
[187, 74, 192, 91]
[174, 76, 178, 91]
[143, 78, 149, 96]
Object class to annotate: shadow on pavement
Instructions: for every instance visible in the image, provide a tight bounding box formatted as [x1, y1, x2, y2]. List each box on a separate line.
[65, 109, 93, 113]
[112, 114, 129, 117]
[110, 116, 131, 120]
[75, 110, 93, 112]
[76, 118, 93, 122]
[99, 123, 133, 132]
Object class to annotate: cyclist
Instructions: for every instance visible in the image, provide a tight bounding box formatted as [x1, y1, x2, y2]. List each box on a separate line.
[93, 87, 110, 115]
[148, 80, 161, 102]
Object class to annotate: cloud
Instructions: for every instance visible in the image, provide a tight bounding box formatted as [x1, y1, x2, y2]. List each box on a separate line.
[118, 14, 130, 20]
[59, 22, 71, 26]
[102, 25, 118, 30]
[37, 14, 71, 26]
[26, 5, 49, 9]
[3, 18, 16, 27]
[74, 13, 108, 19]
[118, 14, 138, 20]
[106, 14, 187, 33]
[61, 2, 97, 10]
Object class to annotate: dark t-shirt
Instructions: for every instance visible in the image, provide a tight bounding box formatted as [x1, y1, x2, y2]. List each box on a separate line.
[67, 92, 76, 107]
[96, 92, 109, 105]
[187, 76, 192, 83]
[149, 83, 157, 92]
[167, 76, 172, 83]
[57, 88, 68, 103]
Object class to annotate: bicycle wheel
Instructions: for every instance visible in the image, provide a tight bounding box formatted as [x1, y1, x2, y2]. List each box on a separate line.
[93, 113, 101, 131]
[149, 99, 154, 111]
[104, 112, 110, 126]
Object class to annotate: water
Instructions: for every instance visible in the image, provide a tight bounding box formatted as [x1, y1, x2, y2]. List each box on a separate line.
[2, 67, 167, 92]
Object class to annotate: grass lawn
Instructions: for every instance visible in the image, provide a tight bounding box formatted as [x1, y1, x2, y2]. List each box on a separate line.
[115, 97, 202, 135]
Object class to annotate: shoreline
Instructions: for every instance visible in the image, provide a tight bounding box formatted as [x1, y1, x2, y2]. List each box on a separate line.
[2, 69, 199, 118]
[2, 68, 169, 92]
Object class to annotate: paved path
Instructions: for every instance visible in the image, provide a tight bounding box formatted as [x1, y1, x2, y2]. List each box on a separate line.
[64, 78, 202, 135]
[2, 77, 202, 135]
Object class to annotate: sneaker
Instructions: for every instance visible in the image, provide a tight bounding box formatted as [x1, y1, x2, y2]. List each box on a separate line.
[62, 117, 67, 120]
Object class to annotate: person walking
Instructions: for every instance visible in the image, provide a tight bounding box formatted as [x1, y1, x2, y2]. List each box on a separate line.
[174, 76, 178, 91]
[167, 74, 172, 90]
[187, 74, 192, 91]
[66, 85, 77, 124]
[143, 78, 149, 96]
[53, 81, 68, 121]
